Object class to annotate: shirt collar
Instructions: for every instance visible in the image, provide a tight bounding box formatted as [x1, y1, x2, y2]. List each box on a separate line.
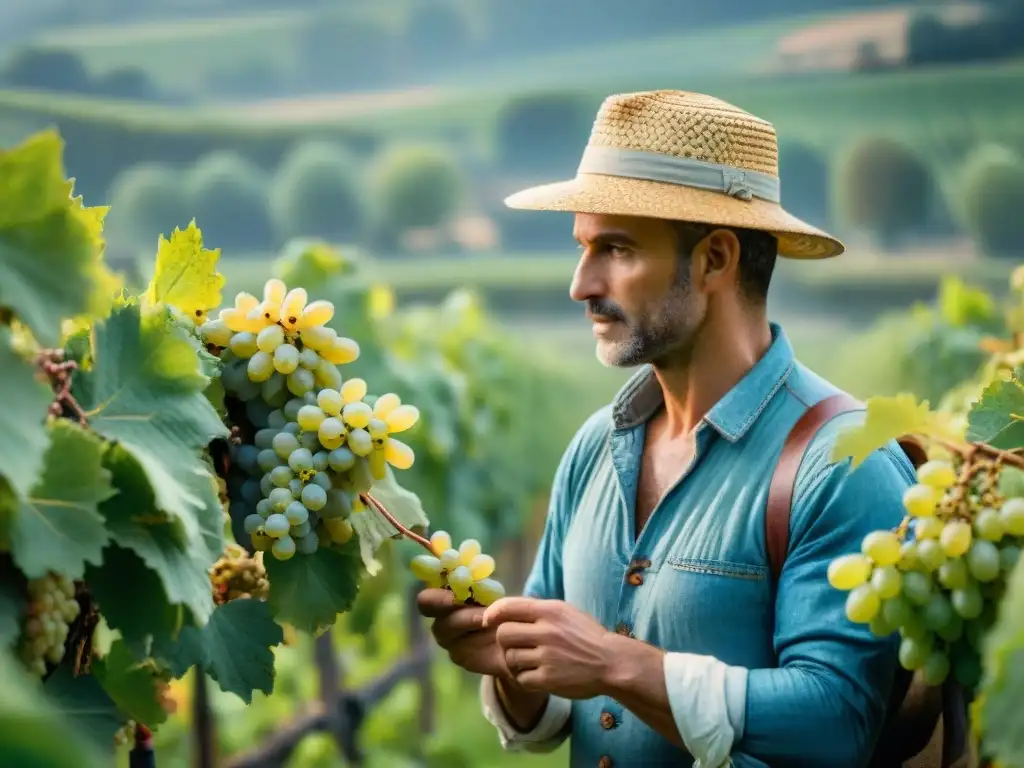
[610, 321, 794, 442]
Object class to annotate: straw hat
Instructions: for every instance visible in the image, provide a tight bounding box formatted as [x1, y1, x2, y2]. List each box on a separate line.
[504, 90, 844, 259]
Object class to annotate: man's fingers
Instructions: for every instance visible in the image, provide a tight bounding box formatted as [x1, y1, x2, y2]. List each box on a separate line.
[494, 620, 546, 649]
[417, 588, 461, 618]
[432, 606, 487, 645]
[503, 646, 543, 674]
[482, 596, 551, 628]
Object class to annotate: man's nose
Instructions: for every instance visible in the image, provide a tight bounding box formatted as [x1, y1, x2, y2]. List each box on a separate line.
[569, 256, 605, 304]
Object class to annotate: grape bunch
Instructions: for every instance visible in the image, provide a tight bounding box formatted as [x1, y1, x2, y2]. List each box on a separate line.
[209, 543, 270, 605]
[409, 530, 507, 606]
[202, 279, 420, 561]
[828, 456, 1024, 688]
[18, 572, 80, 677]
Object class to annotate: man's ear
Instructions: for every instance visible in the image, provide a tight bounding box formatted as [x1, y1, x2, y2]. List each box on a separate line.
[692, 227, 741, 293]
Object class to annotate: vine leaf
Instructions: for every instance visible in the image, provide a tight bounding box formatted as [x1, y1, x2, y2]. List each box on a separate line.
[97, 446, 217, 627]
[353, 467, 429, 575]
[143, 220, 225, 319]
[153, 599, 283, 704]
[72, 304, 229, 566]
[42, 662, 123, 749]
[0, 130, 102, 347]
[93, 639, 169, 727]
[264, 542, 362, 634]
[10, 420, 114, 580]
[0, 581, 24, 652]
[967, 366, 1024, 450]
[831, 393, 963, 468]
[0, 327, 52, 501]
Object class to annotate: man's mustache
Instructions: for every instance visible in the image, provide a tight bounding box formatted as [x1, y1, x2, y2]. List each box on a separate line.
[586, 299, 627, 323]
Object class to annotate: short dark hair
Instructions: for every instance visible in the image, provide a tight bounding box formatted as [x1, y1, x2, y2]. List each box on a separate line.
[670, 221, 778, 303]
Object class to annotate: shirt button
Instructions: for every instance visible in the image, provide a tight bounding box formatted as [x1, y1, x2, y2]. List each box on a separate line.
[600, 711, 616, 730]
[615, 622, 632, 636]
[598, 757, 613, 768]
[626, 570, 644, 586]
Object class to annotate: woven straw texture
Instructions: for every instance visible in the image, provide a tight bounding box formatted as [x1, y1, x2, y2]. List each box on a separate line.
[505, 90, 845, 259]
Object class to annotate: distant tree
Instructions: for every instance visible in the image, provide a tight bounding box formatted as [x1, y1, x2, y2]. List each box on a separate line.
[777, 141, 830, 229]
[93, 67, 152, 100]
[186, 151, 274, 252]
[1, 48, 91, 93]
[105, 163, 192, 250]
[404, 1, 471, 69]
[960, 143, 1024, 259]
[494, 92, 596, 177]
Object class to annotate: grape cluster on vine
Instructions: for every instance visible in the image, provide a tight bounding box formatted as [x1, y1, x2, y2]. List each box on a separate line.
[409, 530, 507, 606]
[202, 279, 421, 561]
[18, 572, 80, 677]
[828, 455, 1023, 687]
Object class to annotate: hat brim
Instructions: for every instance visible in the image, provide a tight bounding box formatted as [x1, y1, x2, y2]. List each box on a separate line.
[504, 173, 844, 259]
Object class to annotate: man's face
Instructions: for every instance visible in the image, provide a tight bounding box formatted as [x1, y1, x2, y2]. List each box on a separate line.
[570, 212, 707, 368]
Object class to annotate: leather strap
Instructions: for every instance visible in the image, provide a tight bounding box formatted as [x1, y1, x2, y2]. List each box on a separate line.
[766, 392, 862, 581]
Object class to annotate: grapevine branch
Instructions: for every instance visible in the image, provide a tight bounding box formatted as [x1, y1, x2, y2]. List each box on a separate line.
[36, 349, 88, 426]
[932, 438, 1024, 471]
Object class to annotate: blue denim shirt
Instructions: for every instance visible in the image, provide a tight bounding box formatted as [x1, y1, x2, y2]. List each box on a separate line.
[482, 323, 915, 768]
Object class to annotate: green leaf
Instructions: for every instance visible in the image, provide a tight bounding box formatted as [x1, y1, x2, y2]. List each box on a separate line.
[93, 639, 168, 726]
[0, 326, 51, 500]
[353, 467, 429, 576]
[967, 367, 1024, 450]
[0, 650, 106, 768]
[154, 599, 283, 704]
[264, 542, 362, 634]
[0, 130, 102, 347]
[10, 420, 114, 579]
[98, 446, 216, 626]
[979, 554, 1024, 764]
[42, 662, 123, 750]
[72, 304, 228, 568]
[0, 580, 24, 652]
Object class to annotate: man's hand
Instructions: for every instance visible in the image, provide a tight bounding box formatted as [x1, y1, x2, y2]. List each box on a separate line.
[416, 588, 508, 677]
[482, 596, 618, 700]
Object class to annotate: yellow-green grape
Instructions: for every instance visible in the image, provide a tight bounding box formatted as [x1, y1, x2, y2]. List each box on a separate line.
[348, 428, 373, 457]
[827, 553, 872, 591]
[385, 405, 420, 434]
[915, 517, 943, 540]
[264, 277, 286, 304]
[410, 554, 443, 585]
[459, 539, 482, 565]
[1000, 497, 1024, 536]
[247, 351, 274, 383]
[938, 558, 969, 589]
[439, 548, 460, 572]
[200, 319, 233, 347]
[367, 418, 388, 446]
[862, 531, 901, 567]
[368, 449, 387, 480]
[298, 347, 320, 369]
[373, 393, 402, 419]
[917, 460, 956, 490]
[318, 417, 346, 450]
[903, 484, 938, 518]
[469, 554, 495, 581]
[272, 535, 296, 561]
[229, 331, 258, 358]
[328, 447, 356, 472]
[940, 521, 972, 557]
[341, 378, 367, 404]
[300, 299, 334, 329]
[343, 402, 373, 429]
[325, 517, 354, 545]
[974, 507, 1004, 542]
[317, 389, 344, 416]
[251, 530, 273, 551]
[920, 650, 950, 686]
[273, 432, 300, 460]
[966, 540, 1000, 582]
[916, 540, 946, 572]
[265, 513, 290, 538]
[314, 360, 343, 390]
[257, 324, 285, 354]
[287, 367, 315, 396]
[845, 584, 881, 623]
[322, 336, 360, 365]
[897, 541, 920, 571]
[280, 287, 308, 332]
[274, 344, 300, 375]
[297, 405, 326, 432]
[385, 438, 415, 470]
[430, 530, 452, 557]
[299, 325, 336, 352]
[472, 578, 506, 606]
[449, 566, 473, 602]
[870, 565, 902, 599]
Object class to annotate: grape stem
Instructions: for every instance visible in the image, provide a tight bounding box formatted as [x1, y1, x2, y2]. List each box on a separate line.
[36, 349, 88, 427]
[934, 438, 1024, 471]
[359, 493, 434, 553]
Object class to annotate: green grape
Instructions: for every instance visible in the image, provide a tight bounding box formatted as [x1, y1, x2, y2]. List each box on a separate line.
[264, 514, 290, 538]
[869, 614, 895, 637]
[259, 474, 274, 498]
[845, 584, 880, 623]
[287, 367, 315, 396]
[471, 578, 506, 606]
[922, 592, 954, 632]
[916, 540, 946, 572]
[321, 489, 352, 519]
[348, 428, 373, 457]
[966, 540, 1000, 582]
[343, 402, 373, 429]
[267, 409, 288, 429]
[936, 614, 963, 643]
[298, 405, 326, 432]
[1000, 497, 1024, 536]
[247, 351, 274, 383]
[940, 520, 972, 557]
[288, 447, 314, 474]
[313, 451, 330, 472]
[283, 421, 301, 435]
[312, 471, 332, 491]
[916, 517, 943, 540]
[898, 636, 931, 671]
[200, 319, 233, 347]
[244, 400, 273, 429]
[881, 595, 913, 626]
[256, 499, 272, 519]
[903, 484, 938, 518]
[268, 487, 294, 513]
[254, 428, 278, 450]
[862, 531, 901, 567]
[318, 417, 346, 450]
[328, 447, 356, 472]
[951, 583, 983, 619]
[229, 331, 258, 358]
[367, 418, 388, 443]
[240, 479, 261, 505]
[314, 360, 343, 390]
[284, 398, 304, 421]
[449, 566, 474, 602]
[257, 324, 285, 354]
[974, 508, 1004, 542]
[285, 501, 309, 526]
[871, 566, 902, 599]
[298, 347, 320, 368]
[410, 554, 443, 583]
[439, 548, 460, 571]
[999, 543, 1020, 572]
[350, 458, 374, 493]
[952, 647, 982, 687]
[917, 460, 956, 490]
[243, 514, 263, 534]
[274, 344, 300, 374]
[897, 542, 920, 571]
[899, 609, 928, 641]
[921, 650, 950, 686]
[272, 535, 296, 561]
[317, 388, 343, 416]
[270, 466, 294, 488]
[298, 534, 319, 555]
[258, 448, 282, 473]
[289, 478, 303, 497]
[299, 430, 320, 452]
[302, 484, 327, 511]
[938, 558, 969, 589]
[273, 432, 300, 460]
[262, 374, 289, 408]
[901, 571, 933, 606]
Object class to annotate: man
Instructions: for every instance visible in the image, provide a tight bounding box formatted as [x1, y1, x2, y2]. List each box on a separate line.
[417, 90, 914, 767]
